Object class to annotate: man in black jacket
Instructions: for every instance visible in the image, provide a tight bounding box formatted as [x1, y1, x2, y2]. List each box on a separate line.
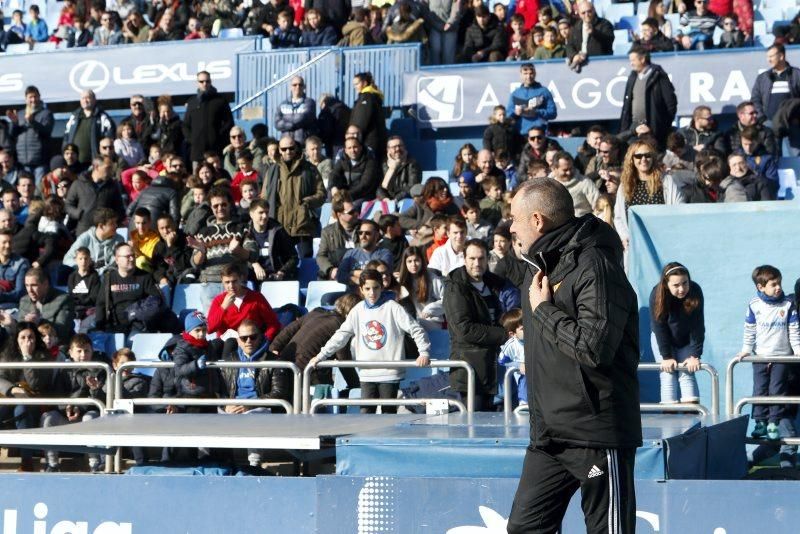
[566, 1, 614, 72]
[459, 6, 507, 63]
[619, 46, 677, 150]
[247, 198, 298, 282]
[64, 156, 125, 235]
[330, 137, 380, 203]
[507, 178, 641, 533]
[442, 239, 520, 410]
[183, 72, 234, 167]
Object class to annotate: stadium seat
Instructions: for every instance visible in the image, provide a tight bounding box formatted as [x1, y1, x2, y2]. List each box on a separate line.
[398, 198, 414, 212]
[617, 16, 640, 32]
[305, 280, 346, 311]
[603, 3, 635, 24]
[33, 41, 57, 52]
[171, 283, 222, 315]
[779, 157, 800, 199]
[5, 43, 30, 54]
[614, 29, 631, 45]
[116, 227, 129, 241]
[261, 280, 300, 308]
[757, 7, 785, 29]
[320, 202, 333, 227]
[664, 13, 681, 33]
[613, 40, 631, 56]
[421, 170, 448, 184]
[449, 182, 460, 197]
[312, 237, 320, 257]
[219, 27, 244, 39]
[298, 258, 318, 290]
[88, 332, 126, 357]
[752, 20, 768, 36]
[129, 333, 174, 376]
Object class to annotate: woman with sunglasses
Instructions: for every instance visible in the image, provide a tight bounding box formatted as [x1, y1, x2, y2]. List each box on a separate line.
[613, 140, 685, 251]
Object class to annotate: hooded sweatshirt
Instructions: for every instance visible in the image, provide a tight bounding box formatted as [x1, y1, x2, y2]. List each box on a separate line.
[316, 293, 431, 382]
[63, 226, 124, 275]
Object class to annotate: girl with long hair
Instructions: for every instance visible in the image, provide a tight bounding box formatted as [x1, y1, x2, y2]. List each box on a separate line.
[397, 246, 444, 330]
[452, 143, 479, 179]
[649, 263, 704, 404]
[613, 140, 685, 250]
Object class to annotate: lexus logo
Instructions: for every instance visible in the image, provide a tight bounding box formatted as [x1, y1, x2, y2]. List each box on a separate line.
[69, 60, 111, 94]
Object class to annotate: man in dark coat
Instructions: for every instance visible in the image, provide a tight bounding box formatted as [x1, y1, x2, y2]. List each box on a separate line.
[565, 1, 614, 72]
[65, 156, 125, 235]
[618, 46, 677, 150]
[459, 6, 507, 63]
[330, 137, 380, 203]
[126, 173, 180, 225]
[506, 178, 641, 534]
[183, 72, 234, 166]
[442, 238, 520, 411]
[723, 100, 778, 156]
[316, 192, 360, 280]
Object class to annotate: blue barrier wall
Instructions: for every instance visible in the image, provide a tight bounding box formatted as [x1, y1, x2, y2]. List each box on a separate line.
[628, 201, 800, 410]
[3, 474, 798, 532]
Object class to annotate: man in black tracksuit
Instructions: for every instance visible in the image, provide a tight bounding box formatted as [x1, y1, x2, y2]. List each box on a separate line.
[507, 178, 642, 534]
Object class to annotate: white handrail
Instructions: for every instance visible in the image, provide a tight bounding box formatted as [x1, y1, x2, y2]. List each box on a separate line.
[725, 355, 800, 415]
[309, 398, 467, 414]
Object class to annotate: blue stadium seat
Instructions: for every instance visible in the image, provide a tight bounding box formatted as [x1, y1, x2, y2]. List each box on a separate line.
[753, 20, 768, 36]
[219, 27, 244, 39]
[613, 40, 632, 57]
[305, 281, 346, 311]
[778, 157, 800, 199]
[603, 3, 635, 24]
[449, 182, 460, 197]
[614, 29, 631, 45]
[312, 237, 321, 257]
[129, 333, 174, 376]
[398, 198, 414, 213]
[116, 227, 129, 241]
[617, 16, 640, 31]
[88, 332, 126, 357]
[320, 203, 333, 227]
[422, 170, 448, 184]
[261, 281, 300, 308]
[171, 283, 222, 315]
[298, 258, 318, 290]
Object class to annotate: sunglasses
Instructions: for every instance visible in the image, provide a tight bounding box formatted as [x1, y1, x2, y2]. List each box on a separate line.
[597, 149, 610, 154]
[358, 230, 374, 236]
[529, 135, 543, 140]
[279, 146, 295, 152]
[633, 153, 654, 160]
[239, 334, 259, 342]
[343, 209, 359, 216]
[230, 134, 244, 139]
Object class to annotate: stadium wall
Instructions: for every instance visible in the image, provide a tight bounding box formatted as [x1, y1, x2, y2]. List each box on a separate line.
[628, 201, 800, 408]
[2, 474, 798, 532]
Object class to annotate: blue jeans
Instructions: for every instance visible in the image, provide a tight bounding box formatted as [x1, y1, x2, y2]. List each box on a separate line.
[428, 28, 457, 65]
[650, 334, 699, 403]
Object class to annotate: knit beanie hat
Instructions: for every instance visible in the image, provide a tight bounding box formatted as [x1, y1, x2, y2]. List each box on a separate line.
[184, 310, 207, 333]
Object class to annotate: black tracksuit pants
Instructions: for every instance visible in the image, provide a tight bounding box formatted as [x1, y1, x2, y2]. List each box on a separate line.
[507, 443, 637, 534]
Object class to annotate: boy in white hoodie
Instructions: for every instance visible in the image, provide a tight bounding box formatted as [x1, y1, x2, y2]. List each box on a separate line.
[309, 269, 430, 413]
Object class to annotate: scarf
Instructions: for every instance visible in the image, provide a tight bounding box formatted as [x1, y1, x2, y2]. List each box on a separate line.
[758, 290, 783, 304]
[181, 331, 209, 349]
[426, 195, 453, 213]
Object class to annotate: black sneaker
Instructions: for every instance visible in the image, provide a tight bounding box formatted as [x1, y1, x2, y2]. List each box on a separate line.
[45, 464, 60, 473]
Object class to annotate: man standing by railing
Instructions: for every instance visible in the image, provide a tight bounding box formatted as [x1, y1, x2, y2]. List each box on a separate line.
[507, 178, 641, 534]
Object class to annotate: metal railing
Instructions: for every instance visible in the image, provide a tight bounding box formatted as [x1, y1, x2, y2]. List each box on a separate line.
[115, 361, 302, 414]
[302, 360, 475, 414]
[309, 398, 467, 414]
[0, 361, 114, 408]
[725, 355, 800, 415]
[734, 396, 800, 445]
[502, 363, 719, 417]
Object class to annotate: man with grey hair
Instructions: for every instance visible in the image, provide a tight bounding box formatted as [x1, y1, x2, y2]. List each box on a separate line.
[275, 75, 317, 144]
[62, 90, 115, 167]
[507, 178, 641, 533]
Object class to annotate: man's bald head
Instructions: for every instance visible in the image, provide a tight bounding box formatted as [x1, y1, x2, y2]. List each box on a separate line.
[514, 178, 574, 226]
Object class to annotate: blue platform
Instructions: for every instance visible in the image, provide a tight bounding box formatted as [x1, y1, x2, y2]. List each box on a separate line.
[335, 412, 749, 480]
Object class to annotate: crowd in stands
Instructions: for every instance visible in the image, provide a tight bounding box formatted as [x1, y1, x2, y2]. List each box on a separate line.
[0, 0, 797, 469]
[2, 0, 800, 64]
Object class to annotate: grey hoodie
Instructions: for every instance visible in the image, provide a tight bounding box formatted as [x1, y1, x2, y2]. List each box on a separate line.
[63, 226, 124, 275]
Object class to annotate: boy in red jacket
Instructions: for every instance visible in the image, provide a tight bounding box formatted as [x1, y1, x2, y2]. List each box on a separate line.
[206, 263, 281, 341]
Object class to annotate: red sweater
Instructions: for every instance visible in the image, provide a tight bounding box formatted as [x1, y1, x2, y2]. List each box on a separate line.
[206, 289, 281, 341]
